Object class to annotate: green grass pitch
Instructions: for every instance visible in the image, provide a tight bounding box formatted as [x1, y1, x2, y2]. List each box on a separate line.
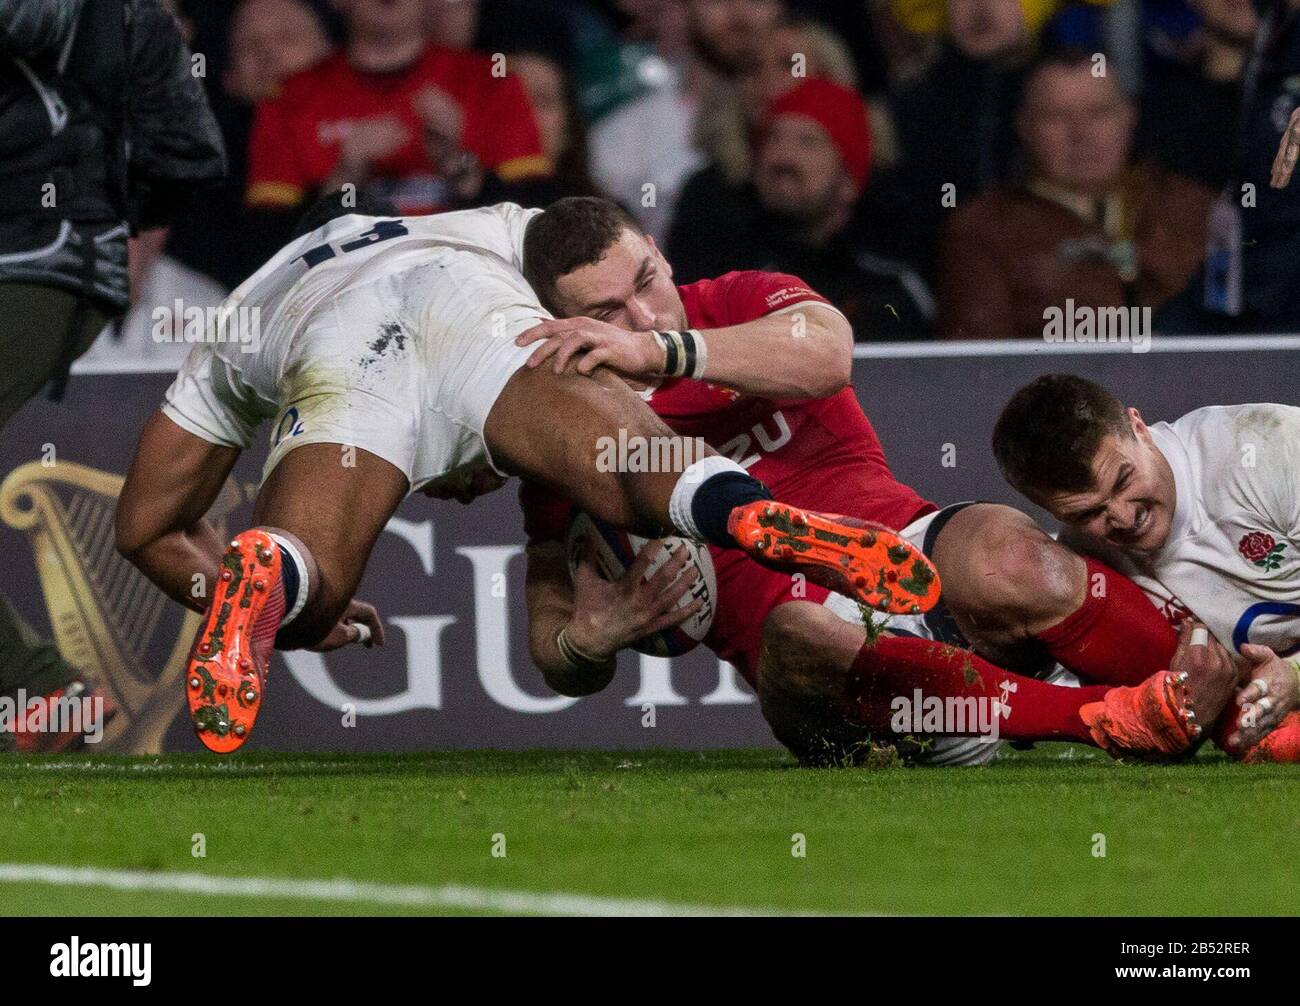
[1, 746, 1295, 916]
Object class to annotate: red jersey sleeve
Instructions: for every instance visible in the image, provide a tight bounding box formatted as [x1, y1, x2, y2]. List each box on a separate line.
[680, 270, 838, 328]
[245, 94, 310, 209]
[463, 70, 548, 182]
[519, 480, 574, 545]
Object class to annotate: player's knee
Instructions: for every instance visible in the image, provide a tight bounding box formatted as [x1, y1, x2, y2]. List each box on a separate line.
[756, 605, 808, 694]
[990, 535, 1083, 620]
[755, 603, 846, 706]
[944, 508, 1083, 625]
[113, 493, 157, 566]
[755, 610, 872, 768]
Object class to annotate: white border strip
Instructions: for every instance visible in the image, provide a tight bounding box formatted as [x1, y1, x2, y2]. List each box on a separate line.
[71, 357, 181, 375]
[0, 862, 828, 917]
[850, 334, 1300, 359]
[68, 334, 1300, 376]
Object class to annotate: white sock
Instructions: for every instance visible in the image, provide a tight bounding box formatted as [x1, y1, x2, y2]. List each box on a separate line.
[668, 456, 749, 540]
[267, 532, 310, 628]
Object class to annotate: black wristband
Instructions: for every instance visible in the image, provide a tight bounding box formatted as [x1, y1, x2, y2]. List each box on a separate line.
[679, 329, 697, 379]
[657, 330, 679, 377]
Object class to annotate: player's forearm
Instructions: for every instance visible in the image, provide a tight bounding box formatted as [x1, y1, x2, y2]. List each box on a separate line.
[527, 597, 574, 677]
[527, 601, 617, 697]
[124, 522, 225, 614]
[525, 549, 617, 697]
[116, 411, 242, 612]
[677, 312, 852, 399]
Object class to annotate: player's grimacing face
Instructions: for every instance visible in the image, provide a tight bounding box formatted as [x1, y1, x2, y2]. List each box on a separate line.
[1044, 411, 1177, 553]
[552, 229, 688, 333]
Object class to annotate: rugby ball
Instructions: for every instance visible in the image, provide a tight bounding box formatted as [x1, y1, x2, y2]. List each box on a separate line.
[565, 511, 717, 657]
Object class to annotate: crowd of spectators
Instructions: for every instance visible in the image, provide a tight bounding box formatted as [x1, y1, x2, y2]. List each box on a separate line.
[104, 0, 1300, 352]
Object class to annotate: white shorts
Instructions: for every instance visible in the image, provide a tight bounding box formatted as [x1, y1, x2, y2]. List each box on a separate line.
[164, 245, 545, 494]
[822, 503, 1078, 767]
[264, 248, 545, 492]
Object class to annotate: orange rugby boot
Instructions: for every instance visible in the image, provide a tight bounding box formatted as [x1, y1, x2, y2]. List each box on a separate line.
[184, 530, 283, 754]
[1241, 711, 1300, 763]
[727, 501, 941, 614]
[1079, 669, 1200, 761]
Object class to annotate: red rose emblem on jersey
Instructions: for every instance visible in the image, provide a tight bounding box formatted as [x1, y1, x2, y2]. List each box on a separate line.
[1239, 532, 1274, 562]
[1238, 531, 1287, 571]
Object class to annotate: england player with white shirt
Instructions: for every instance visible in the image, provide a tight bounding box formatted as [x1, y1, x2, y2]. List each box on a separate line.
[113, 195, 937, 753]
[993, 375, 1300, 762]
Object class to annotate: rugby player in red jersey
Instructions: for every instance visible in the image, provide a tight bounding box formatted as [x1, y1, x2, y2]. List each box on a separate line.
[511, 198, 1238, 763]
[116, 197, 935, 754]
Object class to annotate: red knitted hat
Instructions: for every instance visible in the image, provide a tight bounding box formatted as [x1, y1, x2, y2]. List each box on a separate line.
[766, 77, 872, 193]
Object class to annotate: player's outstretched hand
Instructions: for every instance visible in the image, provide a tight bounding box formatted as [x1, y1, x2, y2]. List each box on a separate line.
[1231, 643, 1300, 748]
[516, 318, 662, 378]
[1271, 107, 1300, 188]
[1168, 620, 1237, 727]
[311, 599, 385, 652]
[566, 536, 703, 660]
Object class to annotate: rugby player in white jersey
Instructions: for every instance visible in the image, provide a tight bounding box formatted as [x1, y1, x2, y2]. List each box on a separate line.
[992, 375, 1300, 762]
[113, 197, 939, 752]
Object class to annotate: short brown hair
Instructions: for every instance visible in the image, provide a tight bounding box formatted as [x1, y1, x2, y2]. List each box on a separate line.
[523, 197, 643, 314]
[992, 374, 1132, 502]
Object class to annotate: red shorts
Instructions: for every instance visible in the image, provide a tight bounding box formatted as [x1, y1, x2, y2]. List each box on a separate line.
[705, 499, 945, 684]
[702, 544, 831, 685]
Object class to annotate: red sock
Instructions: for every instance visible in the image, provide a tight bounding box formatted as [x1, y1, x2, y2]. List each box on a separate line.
[845, 635, 1109, 744]
[1035, 557, 1178, 686]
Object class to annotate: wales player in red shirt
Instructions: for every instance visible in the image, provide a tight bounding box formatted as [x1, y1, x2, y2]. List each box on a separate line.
[514, 198, 1237, 764]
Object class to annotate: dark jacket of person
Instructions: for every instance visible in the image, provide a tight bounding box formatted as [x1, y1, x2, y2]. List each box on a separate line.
[1231, 0, 1300, 324]
[669, 179, 934, 341]
[1156, 0, 1300, 332]
[0, 0, 225, 313]
[1136, 50, 1241, 190]
[875, 46, 1027, 276]
[938, 163, 1215, 340]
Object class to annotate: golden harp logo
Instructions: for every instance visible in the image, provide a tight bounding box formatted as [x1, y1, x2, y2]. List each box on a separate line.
[0, 461, 240, 753]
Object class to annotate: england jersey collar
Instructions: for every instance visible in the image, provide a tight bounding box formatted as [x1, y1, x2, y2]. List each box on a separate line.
[1149, 421, 1195, 546]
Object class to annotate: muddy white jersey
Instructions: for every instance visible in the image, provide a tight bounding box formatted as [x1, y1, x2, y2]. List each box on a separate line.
[1070, 404, 1300, 658]
[161, 203, 547, 491]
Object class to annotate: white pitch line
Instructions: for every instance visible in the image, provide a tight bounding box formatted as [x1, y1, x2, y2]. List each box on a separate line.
[0, 862, 821, 917]
[4, 760, 345, 773]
